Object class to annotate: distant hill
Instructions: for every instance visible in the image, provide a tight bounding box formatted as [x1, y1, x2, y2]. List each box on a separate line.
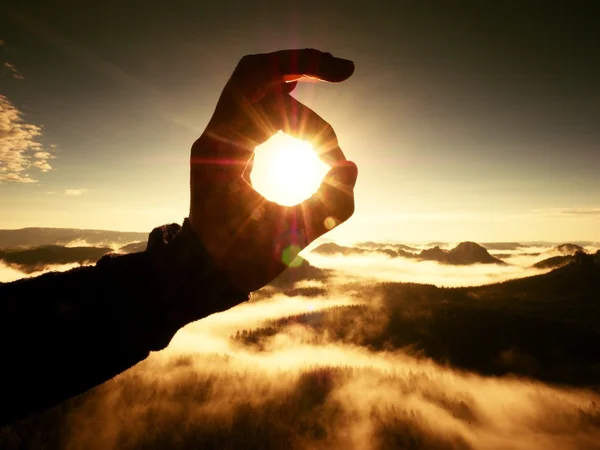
[0, 245, 112, 273]
[418, 241, 506, 265]
[237, 256, 600, 387]
[118, 241, 147, 253]
[533, 254, 574, 269]
[0, 227, 147, 248]
[418, 246, 447, 261]
[492, 252, 542, 259]
[531, 244, 590, 268]
[311, 242, 411, 258]
[270, 256, 330, 287]
[311, 242, 366, 256]
[554, 243, 585, 255]
[0, 239, 151, 275]
[480, 242, 526, 251]
[356, 241, 418, 252]
[313, 241, 506, 265]
[425, 241, 447, 248]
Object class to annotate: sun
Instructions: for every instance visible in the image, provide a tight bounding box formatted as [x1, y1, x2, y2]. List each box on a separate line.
[250, 131, 331, 206]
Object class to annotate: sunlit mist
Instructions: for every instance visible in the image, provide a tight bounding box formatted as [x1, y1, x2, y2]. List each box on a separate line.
[250, 132, 331, 206]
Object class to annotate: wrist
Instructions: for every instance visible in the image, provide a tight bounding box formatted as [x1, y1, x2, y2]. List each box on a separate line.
[143, 219, 250, 338]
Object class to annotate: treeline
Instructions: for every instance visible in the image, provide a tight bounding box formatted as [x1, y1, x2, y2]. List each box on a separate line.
[230, 304, 379, 350]
[233, 261, 600, 386]
[2, 356, 600, 450]
[0, 362, 473, 450]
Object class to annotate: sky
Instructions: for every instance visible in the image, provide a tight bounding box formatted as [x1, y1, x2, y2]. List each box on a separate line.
[0, 1, 599, 242]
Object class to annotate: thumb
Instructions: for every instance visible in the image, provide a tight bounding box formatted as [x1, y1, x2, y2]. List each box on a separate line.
[323, 160, 358, 191]
[298, 160, 358, 241]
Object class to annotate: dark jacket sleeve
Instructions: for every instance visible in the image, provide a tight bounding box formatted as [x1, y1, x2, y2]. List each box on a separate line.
[0, 218, 250, 426]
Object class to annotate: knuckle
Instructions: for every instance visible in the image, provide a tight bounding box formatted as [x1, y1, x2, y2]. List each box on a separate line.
[238, 54, 254, 65]
[237, 53, 264, 72]
[342, 201, 355, 222]
[322, 121, 336, 138]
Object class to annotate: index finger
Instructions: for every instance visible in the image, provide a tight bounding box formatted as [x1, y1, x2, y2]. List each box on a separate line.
[241, 49, 355, 85]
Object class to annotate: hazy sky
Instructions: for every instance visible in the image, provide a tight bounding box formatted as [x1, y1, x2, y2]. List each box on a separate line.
[0, 1, 598, 242]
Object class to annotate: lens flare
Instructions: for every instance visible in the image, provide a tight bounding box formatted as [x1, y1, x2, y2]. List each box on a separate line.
[282, 244, 303, 267]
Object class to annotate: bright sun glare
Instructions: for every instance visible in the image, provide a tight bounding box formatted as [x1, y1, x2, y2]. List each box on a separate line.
[250, 131, 331, 206]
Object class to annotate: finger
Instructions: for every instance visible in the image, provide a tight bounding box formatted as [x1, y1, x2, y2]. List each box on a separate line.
[322, 160, 359, 190]
[300, 161, 358, 239]
[266, 94, 346, 166]
[283, 80, 298, 93]
[193, 50, 351, 179]
[191, 98, 279, 181]
[266, 49, 355, 84]
[235, 49, 354, 90]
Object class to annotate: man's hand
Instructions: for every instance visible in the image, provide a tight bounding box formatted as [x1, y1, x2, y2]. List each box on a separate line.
[189, 49, 358, 292]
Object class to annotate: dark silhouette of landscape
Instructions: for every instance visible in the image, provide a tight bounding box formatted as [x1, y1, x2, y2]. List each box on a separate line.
[0, 228, 148, 274]
[0, 228, 147, 248]
[1, 230, 599, 449]
[310, 240, 594, 267]
[0, 245, 113, 273]
[533, 254, 576, 269]
[1, 226, 595, 277]
[239, 253, 600, 387]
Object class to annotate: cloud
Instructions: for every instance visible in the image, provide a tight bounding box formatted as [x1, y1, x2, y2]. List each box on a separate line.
[22, 187, 95, 199]
[535, 207, 600, 218]
[2, 62, 24, 80]
[12, 286, 599, 450]
[0, 260, 82, 283]
[2, 245, 600, 449]
[306, 251, 551, 287]
[0, 95, 55, 183]
[62, 351, 600, 450]
[311, 241, 504, 264]
[64, 189, 87, 196]
[0, 241, 150, 281]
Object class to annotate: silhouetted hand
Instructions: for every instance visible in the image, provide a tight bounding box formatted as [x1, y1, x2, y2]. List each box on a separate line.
[189, 49, 358, 292]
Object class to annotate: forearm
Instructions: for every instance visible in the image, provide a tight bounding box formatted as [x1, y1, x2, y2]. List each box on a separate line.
[0, 220, 249, 426]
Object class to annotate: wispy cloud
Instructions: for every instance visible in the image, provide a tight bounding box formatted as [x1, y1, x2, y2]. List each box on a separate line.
[306, 252, 551, 287]
[55, 288, 600, 450]
[353, 212, 481, 223]
[3, 62, 24, 80]
[535, 208, 600, 218]
[64, 189, 87, 196]
[0, 95, 55, 183]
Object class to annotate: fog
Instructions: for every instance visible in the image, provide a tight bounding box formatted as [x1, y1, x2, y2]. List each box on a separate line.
[0, 261, 82, 283]
[494, 244, 600, 267]
[3, 242, 587, 287]
[57, 291, 600, 450]
[61, 238, 125, 251]
[304, 242, 600, 287]
[167, 293, 358, 356]
[305, 253, 550, 287]
[2, 240, 600, 449]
